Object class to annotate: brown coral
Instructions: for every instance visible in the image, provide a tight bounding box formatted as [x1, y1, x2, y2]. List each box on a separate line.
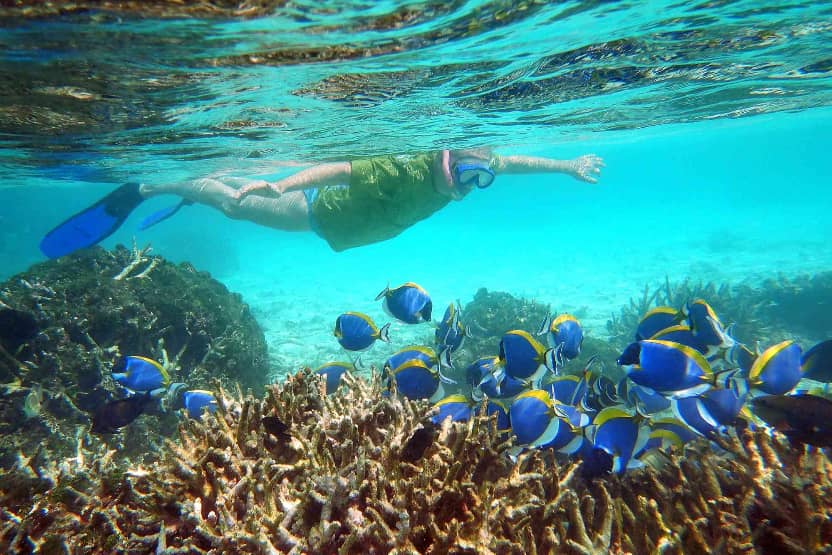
[2, 369, 832, 554]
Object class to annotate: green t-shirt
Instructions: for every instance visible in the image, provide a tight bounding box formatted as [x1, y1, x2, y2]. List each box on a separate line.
[310, 153, 451, 252]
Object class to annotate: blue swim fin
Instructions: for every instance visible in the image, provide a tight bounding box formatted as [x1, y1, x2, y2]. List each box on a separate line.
[138, 199, 194, 231]
[40, 182, 145, 259]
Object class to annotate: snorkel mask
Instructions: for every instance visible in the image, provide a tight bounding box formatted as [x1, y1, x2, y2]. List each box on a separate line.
[453, 160, 495, 190]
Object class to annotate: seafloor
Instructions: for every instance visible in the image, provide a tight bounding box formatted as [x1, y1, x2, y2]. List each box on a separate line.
[1, 247, 831, 554]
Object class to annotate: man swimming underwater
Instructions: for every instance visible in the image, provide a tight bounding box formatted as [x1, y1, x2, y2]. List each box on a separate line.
[40, 148, 604, 257]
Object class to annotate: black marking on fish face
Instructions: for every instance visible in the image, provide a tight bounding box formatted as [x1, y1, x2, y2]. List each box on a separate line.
[580, 447, 614, 480]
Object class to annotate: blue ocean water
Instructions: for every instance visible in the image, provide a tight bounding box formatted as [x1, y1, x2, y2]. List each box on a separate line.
[0, 1, 830, 372]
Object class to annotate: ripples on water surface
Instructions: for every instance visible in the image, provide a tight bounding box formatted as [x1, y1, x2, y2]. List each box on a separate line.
[0, 0, 830, 183]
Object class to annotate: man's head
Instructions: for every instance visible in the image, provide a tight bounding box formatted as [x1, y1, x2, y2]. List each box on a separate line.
[436, 148, 496, 200]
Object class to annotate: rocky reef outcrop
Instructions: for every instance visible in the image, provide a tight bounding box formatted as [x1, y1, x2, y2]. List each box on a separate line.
[0, 244, 268, 467]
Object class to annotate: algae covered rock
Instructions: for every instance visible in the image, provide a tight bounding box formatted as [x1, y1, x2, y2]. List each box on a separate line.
[463, 287, 551, 349]
[0, 244, 268, 466]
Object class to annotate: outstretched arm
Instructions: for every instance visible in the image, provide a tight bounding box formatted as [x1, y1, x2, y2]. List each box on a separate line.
[492, 154, 604, 184]
[234, 162, 351, 199]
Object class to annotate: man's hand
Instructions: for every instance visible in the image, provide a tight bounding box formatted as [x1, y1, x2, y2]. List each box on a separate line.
[233, 179, 278, 200]
[570, 154, 605, 184]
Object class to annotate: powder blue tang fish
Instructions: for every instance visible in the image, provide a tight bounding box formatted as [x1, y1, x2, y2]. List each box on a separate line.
[435, 301, 469, 354]
[539, 313, 584, 360]
[390, 358, 445, 402]
[315, 361, 355, 395]
[498, 330, 559, 385]
[586, 407, 650, 474]
[538, 402, 588, 455]
[430, 394, 473, 425]
[485, 398, 511, 431]
[376, 282, 432, 324]
[385, 345, 438, 373]
[617, 379, 671, 414]
[684, 298, 735, 355]
[671, 375, 748, 437]
[801, 339, 832, 383]
[468, 356, 527, 400]
[624, 339, 714, 398]
[334, 312, 391, 351]
[648, 324, 708, 355]
[636, 306, 681, 341]
[509, 389, 563, 448]
[182, 389, 217, 420]
[650, 417, 698, 445]
[112, 355, 170, 392]
[748, 340, 803, 395]
[546, 374, 586, 406]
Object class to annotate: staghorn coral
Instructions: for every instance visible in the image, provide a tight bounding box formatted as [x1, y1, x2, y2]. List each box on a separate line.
[3, 369, 832, 554]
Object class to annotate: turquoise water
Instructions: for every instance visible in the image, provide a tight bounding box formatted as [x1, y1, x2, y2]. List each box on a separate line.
[1, 1, 831, 372]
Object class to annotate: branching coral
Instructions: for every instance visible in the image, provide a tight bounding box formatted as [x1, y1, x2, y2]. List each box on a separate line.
[3, 370, 831, 554]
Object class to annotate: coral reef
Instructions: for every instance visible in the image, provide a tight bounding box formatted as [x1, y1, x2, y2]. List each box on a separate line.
[606, 272, 832, 350]
[459, 288, 550, 365]
[0, 245, 268, 467]
[758, 272, 832, 341]
[3, 369, 830, 554]
[459, 288, 619, 380]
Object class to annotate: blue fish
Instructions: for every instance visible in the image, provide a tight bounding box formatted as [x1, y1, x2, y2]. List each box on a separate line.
[390, 358, 445, 401]
[650, 417, 698, 445]
[467, 356, 527, 399]
[538, 402, 588, 455]
[485, 398, 512, 431]
[385, 345, 438, 373]
[508, 389, 564, 448]
[624, 340, 714, 398]
[728, 342, 758, 375]
[649, 324, 708, 355]
[586, 407, 650, 474]
[430, 394, 473, 425]
[539, 314, 584, 360]
[112, 355, 170, 392]
[700, 379, 748, 426]
[617, 379, 671, 414]
[181, 389, 217, 420]
[672, 380, 747, 437]
[376, 282, 432, 324]
[580, 373, 620, 415]
[748, 340, 803, 395]
[801, 339, 832, 383]
[498, 330, 559, 385]
[636, 306, 681, 341]
[334, 312, 391, 351]
[684, 299, 735, 354]
[634, 429, 685, 462]
[671, 396, 721, 437]
[435, 302, 469, 354]
[546, 375, 585, 405]
[617, 341, 641, 366]
[315, 361, 355, 395]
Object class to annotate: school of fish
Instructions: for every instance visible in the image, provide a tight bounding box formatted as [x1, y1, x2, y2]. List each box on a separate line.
[320, 282, 832, 475]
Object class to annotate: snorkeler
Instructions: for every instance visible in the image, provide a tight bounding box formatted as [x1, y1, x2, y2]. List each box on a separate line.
[40, 148, 603, 257]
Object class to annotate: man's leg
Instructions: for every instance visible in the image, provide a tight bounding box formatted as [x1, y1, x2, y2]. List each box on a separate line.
[140, 178, 310, 232]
